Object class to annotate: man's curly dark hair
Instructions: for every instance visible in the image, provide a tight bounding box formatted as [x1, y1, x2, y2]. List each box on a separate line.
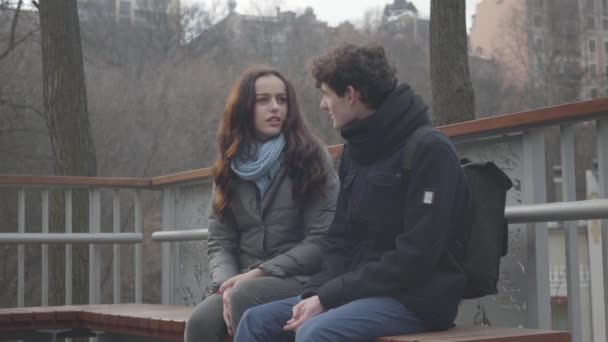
[311, 43, 398, 110]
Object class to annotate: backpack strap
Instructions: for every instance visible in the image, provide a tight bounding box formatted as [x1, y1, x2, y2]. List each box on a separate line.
[401, 125, 435, 171]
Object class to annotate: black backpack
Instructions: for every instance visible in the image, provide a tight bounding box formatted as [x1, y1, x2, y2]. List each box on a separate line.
[340, 125, 513, 300]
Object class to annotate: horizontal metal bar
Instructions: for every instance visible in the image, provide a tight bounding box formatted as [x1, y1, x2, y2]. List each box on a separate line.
[151, 229, 208, 242]
[0, 233, 143, 244]
[506, 199, 608, 224]
[150, 200, 608, 243]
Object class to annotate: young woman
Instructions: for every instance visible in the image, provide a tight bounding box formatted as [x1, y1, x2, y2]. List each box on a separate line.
[184, 66, 338, 342]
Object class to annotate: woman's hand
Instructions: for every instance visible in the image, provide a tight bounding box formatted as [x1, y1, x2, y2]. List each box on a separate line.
[222, 287, 234, 336]
[218, 268, 265, 335]
[217, 268, 265, 294]
[283, 295, 324, 331]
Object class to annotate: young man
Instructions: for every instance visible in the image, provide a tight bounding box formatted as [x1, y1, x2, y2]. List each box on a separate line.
[233, 43, 472, 342]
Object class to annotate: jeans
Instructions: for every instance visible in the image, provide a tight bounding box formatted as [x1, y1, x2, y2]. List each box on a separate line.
[234, 295, 437, 342]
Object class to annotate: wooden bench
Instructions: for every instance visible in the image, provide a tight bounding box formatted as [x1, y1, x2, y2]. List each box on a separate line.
[375, 325, 570, 341]
[0, 304, 570, 342]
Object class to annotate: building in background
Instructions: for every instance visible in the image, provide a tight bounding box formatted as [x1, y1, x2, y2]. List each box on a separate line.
[78, 0, 180, 27]
[470, 0, 583, 107]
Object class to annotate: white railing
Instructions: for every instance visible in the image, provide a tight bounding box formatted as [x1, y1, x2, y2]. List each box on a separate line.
[1, 98, 608, 342]
[0, 185, 147, 306]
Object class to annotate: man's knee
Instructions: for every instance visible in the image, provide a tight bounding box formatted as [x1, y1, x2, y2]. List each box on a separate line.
[295, 318, 334, 342]
[295, 319, 318, 341]
[236, 306, 264, 335]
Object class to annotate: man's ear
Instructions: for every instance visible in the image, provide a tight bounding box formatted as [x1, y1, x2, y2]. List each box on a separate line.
[345, 85, 360, 104]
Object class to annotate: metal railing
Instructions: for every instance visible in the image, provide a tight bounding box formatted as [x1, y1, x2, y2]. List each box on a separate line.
[0, 187, 146, 306]
[149, 199, 608, 241]
[1, 98, 608, 342]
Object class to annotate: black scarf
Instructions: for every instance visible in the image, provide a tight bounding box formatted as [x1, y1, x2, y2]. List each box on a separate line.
[340, 83, 432, 163]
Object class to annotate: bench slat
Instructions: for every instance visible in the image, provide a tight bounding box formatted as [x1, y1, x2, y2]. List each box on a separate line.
[0, 305, 569, 342]
[376, 326, 570, 342]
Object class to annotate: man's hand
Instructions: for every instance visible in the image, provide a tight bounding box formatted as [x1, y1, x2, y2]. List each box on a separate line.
[218, 268, 265, 295]
[222, 287, 234, 336]
[283, 295, 324, 331]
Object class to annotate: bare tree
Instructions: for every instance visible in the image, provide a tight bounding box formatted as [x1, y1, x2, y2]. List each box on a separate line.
[430, 0, 475, 125]
[37, 0, 97, 305]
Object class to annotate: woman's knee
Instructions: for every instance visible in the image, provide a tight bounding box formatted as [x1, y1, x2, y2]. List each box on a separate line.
[230, 281, 254, 307]
[184, 295, 225, 342]
[229, 279, 266, 318]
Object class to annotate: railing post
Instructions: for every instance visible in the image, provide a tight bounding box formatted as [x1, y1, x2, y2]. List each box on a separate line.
[161, 187, 175, 305]
[173, 186, 181, 304]
[597, 118, 608, 340]
[18, 188, 25, 308]
[89, 189, 101, 304]
[134, 189, 143, 304]
[65, 189, 72, 305]
[560, 124, 582, 342]
[41, 189, 49, 306]
[522, 129, 551, 329]
[113, 189, 121, 304]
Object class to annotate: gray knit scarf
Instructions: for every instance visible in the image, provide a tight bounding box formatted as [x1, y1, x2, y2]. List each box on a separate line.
[230, 134, 286, 199]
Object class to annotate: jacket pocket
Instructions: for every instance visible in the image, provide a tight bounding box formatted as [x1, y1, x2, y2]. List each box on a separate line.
[354, 170, 404, 226]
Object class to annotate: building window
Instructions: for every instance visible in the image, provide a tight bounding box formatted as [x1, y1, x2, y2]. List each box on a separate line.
[534, 15, 542, 27]
[590, 39, 597, 53]
[119, 1, 131, 17]
[604, 0, 608, 15]
[140, 0, 169, 11]
[588, 17, 596, 30]
[604, 65, 608, 77]
[590, 64, 598, 79]
[535, 38, 544, 49]
[589, 0, 596, 10]
[604, 18, 608, 30]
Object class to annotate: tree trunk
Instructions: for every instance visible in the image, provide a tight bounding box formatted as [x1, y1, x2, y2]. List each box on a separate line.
[430, 0, 475, 125]
[38, 0, 97, 305]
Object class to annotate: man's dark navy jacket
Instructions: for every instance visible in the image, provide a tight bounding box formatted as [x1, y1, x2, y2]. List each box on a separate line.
[302, 131, 471, 329]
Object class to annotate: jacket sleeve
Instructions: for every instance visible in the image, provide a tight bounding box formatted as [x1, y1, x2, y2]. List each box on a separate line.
[317, 139, 467, 310]
[300, 203, 350, 297]
[258, 151, 339, 278]
[206, 190, 240, 292]
[301, 150, 353, 297]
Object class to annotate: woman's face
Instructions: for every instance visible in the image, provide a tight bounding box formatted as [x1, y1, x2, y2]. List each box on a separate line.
[253, 75, 288, 141]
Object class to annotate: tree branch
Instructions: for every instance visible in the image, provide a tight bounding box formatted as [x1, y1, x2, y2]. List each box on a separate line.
[0, 28, 38, 60]
[8, 0, 22, 47]
[0, 97, 46, 121]
[0, 0, 39, 61]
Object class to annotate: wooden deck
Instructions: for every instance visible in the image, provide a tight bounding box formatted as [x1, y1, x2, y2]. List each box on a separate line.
[0, 304, 192, 341]
[0, 304, 570, 342]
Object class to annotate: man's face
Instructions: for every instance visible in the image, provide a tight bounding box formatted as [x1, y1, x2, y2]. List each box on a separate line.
[319, 83, 358, 130]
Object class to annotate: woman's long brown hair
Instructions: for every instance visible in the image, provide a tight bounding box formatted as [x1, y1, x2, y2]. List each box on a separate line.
[212, 65, 328, 221]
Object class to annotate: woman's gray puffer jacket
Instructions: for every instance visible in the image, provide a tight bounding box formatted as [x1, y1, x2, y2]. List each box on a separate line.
[207, 153, 339, 292]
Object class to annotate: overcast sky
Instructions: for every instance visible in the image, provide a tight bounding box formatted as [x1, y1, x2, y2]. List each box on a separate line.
[189, 0, 483, 31]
